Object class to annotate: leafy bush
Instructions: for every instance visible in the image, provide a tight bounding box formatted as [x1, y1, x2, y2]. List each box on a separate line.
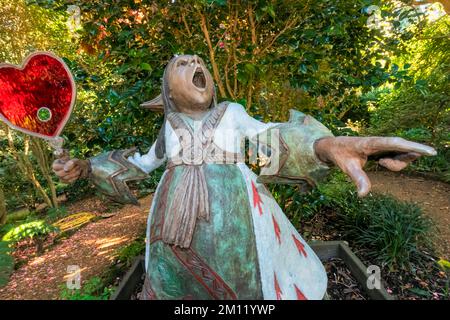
[339, 194, 433, 271]
[407, 148, 450, 183]
[281, 171, 434, 271]
[60, 276, 112, 300]
[367, 15, 449, 178]
[116, 236, 146, 267]
[271, 183, 327, 230]
[0, 241, 13, 287]
[2, 220, 59, 255]
[60, 179, 96, 203]
[2, 220, 58, 243]
[317, 172, 433, 271]
[46, 206, 68, 222]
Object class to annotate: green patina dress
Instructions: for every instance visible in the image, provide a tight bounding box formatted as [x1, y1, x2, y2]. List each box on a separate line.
[106, 102, 334, 299]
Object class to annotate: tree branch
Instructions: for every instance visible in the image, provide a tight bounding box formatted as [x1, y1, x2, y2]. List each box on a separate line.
[197, 9, 227, 98]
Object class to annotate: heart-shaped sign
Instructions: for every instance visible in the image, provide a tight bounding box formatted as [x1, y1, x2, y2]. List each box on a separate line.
[0, 52, 76, 139]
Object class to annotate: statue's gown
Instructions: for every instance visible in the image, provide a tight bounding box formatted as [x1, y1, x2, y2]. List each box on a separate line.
[128, 102, 334, 300]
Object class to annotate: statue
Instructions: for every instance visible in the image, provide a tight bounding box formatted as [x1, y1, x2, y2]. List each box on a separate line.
[52, 55, 436, 300]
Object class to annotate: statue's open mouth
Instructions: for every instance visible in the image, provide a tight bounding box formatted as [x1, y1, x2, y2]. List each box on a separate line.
[192, 67, 206, 89]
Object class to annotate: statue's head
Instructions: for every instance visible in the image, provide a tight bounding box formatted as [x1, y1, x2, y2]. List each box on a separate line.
[162, 54, 215, 116]
[141, 54, 217, 158]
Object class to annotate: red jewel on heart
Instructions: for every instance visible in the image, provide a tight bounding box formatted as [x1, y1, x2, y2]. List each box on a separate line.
[0, 52, 76, 139]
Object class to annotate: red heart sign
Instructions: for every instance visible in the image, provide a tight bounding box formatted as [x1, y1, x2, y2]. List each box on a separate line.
[0, 52, 76, 139]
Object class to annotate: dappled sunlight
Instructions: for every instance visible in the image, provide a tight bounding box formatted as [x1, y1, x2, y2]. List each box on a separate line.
[95, 236, 129, 250]
[62, 267, 88, 281]
[0, 0, 447, 302]
[29, 256, 46, 266]
[0, 197, 148, 299]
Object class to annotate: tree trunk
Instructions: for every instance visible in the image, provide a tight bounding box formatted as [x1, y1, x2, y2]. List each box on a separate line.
[30, 138, 58, 208]
[198, 10, 226, 98]
[4, 125, 54, 208]
[35, 237, 44, 256]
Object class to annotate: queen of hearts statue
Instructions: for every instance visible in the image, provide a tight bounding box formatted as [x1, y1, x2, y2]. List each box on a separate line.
[52, 55, 436, 300]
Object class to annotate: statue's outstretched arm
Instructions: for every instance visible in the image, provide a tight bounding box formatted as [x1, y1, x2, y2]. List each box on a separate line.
[314, 135, 435, 196]
[233, 104, 436, 196]
[228, 103, 334, 188]
[252, 109, 335, 189]
[52, 141, 166, 204]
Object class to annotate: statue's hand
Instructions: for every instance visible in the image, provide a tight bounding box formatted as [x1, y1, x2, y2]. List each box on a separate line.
[52, 157, 90, 184]
[314, 136, 437, 197]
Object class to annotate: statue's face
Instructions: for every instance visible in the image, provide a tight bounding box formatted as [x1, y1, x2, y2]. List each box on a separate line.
[166, 55, 214, 115]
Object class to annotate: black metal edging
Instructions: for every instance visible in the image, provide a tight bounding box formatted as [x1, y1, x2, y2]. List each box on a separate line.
[111, 242, 395, 300]
[110, 255, 145, 300]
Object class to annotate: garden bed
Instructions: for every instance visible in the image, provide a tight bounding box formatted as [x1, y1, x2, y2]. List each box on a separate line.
[111, 241, 394, 300]
[325, 258, 369, 300]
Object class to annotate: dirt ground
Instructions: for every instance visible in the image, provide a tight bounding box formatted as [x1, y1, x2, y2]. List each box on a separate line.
[368, 170, 450, 259]
[0, 195, 152, 300]
[0, 170, 448, 300]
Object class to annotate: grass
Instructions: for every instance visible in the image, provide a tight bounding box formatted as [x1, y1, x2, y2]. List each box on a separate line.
[276, 170, 449, 299]
[279, 170, 435, 272]
[339, 194, 433, 271]
[60, 276, 112, 300]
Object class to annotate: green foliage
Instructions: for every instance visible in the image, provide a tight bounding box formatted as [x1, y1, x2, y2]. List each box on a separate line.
[317, 172, 433, 271]
[281, 171, 434, 271]
[408, 149, 450, 183]
[2, 220, 58, 243]
[271, 183, 327, 229]
[339, 194, 432, 271]
[0, 0, 445, 213]
[0, 148, 40, 211]
[60, 237, 145, 300]
[368, 15, 449, 177]
[46, 206, 68, 222]
[116, 236, 145, 267]
[0, 241, 13, 287]
[0, 0, 74, 64]
[60, 276, 112, 300]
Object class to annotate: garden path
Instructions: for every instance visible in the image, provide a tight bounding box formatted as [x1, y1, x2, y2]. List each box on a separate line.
[368, 171, 450, 260]
[0, 171, 448, 300]
[0, 195, 152, 300]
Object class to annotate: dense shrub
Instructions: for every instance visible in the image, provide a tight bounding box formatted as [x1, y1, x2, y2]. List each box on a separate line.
[279, 171, 434, 272]
[339, 194, 432, 270]
[2, 220, 59, 255]
[0, 241, 13, 287]
[368, 15, 449, 179]
[46, 206, 68, 223]
[2, 220, 58, 243]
